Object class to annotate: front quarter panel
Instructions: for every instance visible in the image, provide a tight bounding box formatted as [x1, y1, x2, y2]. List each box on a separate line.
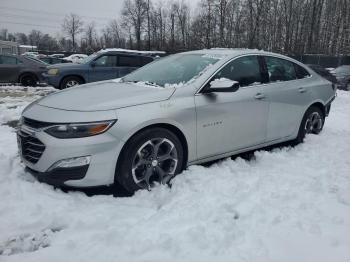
[109, 95, 197, 164]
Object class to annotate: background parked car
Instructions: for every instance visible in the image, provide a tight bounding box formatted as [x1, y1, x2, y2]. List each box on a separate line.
[44, 49, 155, 89]
[40, 56, 72, 65]
[0, 54, 47, 86]
[307, 64, 338, 85]
[333, 65, 350, 91]
[63, 54, 88, 64]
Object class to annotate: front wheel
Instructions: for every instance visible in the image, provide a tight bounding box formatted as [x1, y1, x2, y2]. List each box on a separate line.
[60, 76, 83, 89]
[20, 74, 37, 87]
[116, 128, 184, 194]
[292, 106, 325, 145]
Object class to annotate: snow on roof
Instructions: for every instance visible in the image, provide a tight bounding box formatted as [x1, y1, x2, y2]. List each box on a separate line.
[98, 48, 166, 55]
[19, 45, 37, 49]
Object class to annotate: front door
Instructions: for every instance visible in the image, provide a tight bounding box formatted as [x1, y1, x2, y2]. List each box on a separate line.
[195, 55, 269, 159]
[89, 54, 118, 82]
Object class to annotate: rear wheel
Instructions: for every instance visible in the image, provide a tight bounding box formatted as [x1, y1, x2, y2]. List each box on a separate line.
[116, 128, 184, 194]
[60, 76, 83, 89]
[292, 106, 325, 145]
[20, 74, 37, 87]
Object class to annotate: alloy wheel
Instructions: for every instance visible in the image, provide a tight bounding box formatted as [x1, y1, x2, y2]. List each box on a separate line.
[66, 80, 79, 88]
[305, 111, 323, 134]
[131, 138, 178, 190]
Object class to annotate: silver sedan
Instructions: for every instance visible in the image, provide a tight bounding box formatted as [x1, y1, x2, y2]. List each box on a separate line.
[18, 49, 336, 193]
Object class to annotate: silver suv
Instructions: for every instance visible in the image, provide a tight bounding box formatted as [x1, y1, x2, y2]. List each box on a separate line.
[18, 49, 336, 193]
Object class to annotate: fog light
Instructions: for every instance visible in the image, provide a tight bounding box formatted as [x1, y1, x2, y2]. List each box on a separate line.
[47, 156, 91, 171]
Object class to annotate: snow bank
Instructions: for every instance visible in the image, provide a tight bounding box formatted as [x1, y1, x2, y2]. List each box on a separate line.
[0, 87, 349, 262]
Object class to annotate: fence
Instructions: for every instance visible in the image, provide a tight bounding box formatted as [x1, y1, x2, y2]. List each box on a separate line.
[289, 54, 350, 68]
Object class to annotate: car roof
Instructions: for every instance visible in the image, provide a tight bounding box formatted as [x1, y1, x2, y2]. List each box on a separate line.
[180, 48, 294, 60]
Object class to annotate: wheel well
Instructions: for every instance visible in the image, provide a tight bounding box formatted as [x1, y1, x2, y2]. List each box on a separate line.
[309, 102, 325, 117]
[117, 123, 189, 172]
[59, 75, 85, 87]
[18, 72, 38, 82]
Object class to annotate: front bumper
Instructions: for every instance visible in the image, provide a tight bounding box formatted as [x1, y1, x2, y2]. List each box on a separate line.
[26, 165, 89, 187]
[18, 127, 124, 187]
[42, 73, 61, 88]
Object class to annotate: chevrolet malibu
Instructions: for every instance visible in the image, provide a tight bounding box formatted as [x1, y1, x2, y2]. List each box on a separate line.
[18, 49, 336, 194]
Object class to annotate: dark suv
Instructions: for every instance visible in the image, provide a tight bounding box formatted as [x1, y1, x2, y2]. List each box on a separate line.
[43, 50, 156, 89]
[0, 54, 47, 86]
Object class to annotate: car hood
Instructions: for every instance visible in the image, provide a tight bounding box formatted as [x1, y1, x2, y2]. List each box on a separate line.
[37, 80, 175, 111]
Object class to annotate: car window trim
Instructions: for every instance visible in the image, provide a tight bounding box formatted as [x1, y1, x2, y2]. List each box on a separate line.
[196, 53, 314, 95]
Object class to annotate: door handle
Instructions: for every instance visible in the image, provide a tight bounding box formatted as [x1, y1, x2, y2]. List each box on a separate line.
[254, 93, 266, 100]
[298, 87, 307, 93]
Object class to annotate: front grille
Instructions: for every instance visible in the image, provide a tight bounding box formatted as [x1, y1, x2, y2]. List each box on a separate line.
[18, 130, 46, 164]
[23, 117, 55, 129]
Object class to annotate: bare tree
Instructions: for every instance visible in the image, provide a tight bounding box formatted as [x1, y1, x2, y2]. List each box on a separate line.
[122, 0, 148, 50]
[62, 13, 84, 51]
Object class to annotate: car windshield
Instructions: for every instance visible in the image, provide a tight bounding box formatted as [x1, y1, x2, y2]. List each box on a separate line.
[25, 56, 48, 65]
[122, 53, 222, 87]
[82, 54, 98, 64]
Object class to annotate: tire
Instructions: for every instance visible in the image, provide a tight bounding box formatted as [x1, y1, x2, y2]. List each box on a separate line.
[20, 74, 37, 87]
[292, 106, 325, 145]
[116, 128, 184, 194]
[60, 76, 83, 89]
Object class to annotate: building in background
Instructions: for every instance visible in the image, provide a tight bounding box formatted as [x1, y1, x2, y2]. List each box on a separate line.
[0, 40, 18, 55]
[19, 45, 38, 55]
[0, 41, 38, 55]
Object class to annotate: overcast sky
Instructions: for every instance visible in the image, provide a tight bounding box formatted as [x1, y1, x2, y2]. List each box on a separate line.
[0, 0, 200, 36]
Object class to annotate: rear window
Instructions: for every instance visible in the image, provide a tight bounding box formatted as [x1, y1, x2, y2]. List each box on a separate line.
[141, 56, 153, 66]
[294, 64, 310, 79]
[118, 55, 140, 67]
[265, 56, 297, 82]
[0, 56, 17, 65]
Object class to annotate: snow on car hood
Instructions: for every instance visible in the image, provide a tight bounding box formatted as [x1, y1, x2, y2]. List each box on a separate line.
[37, 81, 175, 111]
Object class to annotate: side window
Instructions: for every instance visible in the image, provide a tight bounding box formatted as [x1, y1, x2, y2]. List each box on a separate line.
[265, 56, 297, 82]
[294, 64, 310, 79]
[1, 56, 17, 65]
[94, 55, 117, 67]
[213, 55, 262, 87]
[140, 56, 153, 66]
[118, 55, 140, 67]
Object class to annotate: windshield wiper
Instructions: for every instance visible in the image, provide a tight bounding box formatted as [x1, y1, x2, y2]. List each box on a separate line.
[143, 81, 161, 87]
[123, 80, 161, 87]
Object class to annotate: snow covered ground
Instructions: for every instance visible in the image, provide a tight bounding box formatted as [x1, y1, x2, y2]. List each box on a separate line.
[0, 86, 349, 262]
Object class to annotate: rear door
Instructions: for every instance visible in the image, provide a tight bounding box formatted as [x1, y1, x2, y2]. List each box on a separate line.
[261, 56, 312, 141]
[0, 55, 20, 83]
[89, 54, 118, 82]
[117, 54, 142, 77]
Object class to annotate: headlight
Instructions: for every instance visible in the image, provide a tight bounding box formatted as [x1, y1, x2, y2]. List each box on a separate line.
[47, 68, 59, 75]
[45, 120, 116, 139]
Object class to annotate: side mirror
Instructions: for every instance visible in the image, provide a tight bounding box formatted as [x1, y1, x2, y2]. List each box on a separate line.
[90, 61, 96, 67]
[204, 79, 240, 93]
